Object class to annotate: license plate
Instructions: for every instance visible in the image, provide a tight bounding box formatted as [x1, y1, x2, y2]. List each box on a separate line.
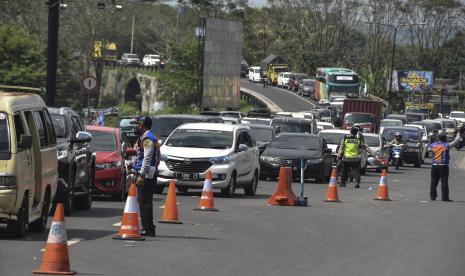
[176, 173, 199, 180]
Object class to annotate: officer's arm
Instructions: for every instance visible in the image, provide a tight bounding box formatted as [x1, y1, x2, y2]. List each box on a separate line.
[140, 139, 155, 176]
[447, 133, 461, 149]
[337, 137, 345, 159]
[361, 142, 377, 157]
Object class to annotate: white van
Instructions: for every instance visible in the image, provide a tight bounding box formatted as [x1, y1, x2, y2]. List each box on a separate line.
[0, 91, 58, 237]
[248, 66, 262, 82]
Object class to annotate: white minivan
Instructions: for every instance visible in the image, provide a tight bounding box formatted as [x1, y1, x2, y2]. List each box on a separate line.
[157, 123, 260, 197]
[248, 66, 262, 83]
[0, 91, 58, 237]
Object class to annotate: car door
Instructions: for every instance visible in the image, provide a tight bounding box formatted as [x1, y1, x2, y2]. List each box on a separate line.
[243, 130, 258, 181]
[234, 130, 248, 183]
[70, 115, 87, 187]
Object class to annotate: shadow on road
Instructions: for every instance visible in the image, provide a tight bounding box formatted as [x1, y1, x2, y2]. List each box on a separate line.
[0, 228, 115, 241]
[156, 234, 218, 241]
[71, 207, 122, 218]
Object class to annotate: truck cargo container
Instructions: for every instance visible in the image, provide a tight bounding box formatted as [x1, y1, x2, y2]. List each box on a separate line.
[341, 98, 384, 133]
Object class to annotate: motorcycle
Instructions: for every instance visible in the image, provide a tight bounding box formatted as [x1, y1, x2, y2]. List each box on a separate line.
[390, 144, 406, 170]
[455, 135, 465, 150]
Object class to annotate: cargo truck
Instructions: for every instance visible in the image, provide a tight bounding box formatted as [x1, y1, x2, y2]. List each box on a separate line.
[404, 102, 438, 119]
[260, 54, 288, 86]
[93, 41, 117, 64]
[341, 98, 384, 133]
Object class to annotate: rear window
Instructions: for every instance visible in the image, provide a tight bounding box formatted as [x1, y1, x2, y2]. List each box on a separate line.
[364, 135, 380, 147]
[0, 113, 9, 151]
[127, 54, 138, 58]
[152, 117, 204, 138]
[165, 129, 233, 149]
[269, 135, 320, 150]
[271, 121, 313, 134]
[88, 130, 117, 152]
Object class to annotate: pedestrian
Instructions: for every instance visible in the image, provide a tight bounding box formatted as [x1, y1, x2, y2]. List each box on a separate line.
[337, 126, 378, 188]
[133, 115, 160, 236]
[428, 133, 460, 202]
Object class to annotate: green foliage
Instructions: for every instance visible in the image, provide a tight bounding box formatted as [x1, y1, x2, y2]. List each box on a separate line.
[0, 25, 45, 87]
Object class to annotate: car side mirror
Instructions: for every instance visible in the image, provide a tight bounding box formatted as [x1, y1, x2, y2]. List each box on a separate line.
[237, 144, 248, 152]
[324, 148, 332, 154]
[74, 131, 92, 143]
[18, 134, 33, 149]
[125, 147, 137, 157]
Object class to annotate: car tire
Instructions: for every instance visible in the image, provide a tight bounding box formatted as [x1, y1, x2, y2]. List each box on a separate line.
[244, 171, 258, 196]
[221, 173, 236, 198]
[7, 195, 28, 238]
[75, 169, 93, 211]
[177, 186, 189, 193]
[30, 190, 50, 232]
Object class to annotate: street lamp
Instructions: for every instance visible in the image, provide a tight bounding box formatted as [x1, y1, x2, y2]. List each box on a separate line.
[363, 21, 427, 105]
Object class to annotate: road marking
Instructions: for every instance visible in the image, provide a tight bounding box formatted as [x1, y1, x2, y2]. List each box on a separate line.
[113, 221, 121, 227]
[40, 238, 83, 251]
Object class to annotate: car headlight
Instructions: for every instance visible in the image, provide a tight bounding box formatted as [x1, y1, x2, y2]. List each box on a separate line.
[306, 159, 323, 164]
[97, 160, 122, 169]
[209, 156, 230, 164]
[0, 176, 17, 190]
[160, 154, 168, 162]
[57, 150, 68, 159]
[363, 127, 371, 132]
[260, 156, 276, 162]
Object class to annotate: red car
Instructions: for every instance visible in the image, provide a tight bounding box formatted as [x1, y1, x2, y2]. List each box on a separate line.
[86, 126, 130, 201]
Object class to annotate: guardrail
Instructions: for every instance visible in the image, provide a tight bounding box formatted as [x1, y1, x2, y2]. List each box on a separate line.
[240, 87, 282, 113]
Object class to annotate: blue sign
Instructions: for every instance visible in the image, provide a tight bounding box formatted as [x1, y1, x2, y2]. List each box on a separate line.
[398, 71, 434, 92]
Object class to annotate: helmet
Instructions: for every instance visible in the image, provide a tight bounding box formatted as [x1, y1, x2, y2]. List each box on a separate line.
[134, 115, 152, 129]
[395, 131, 402, 139]
[438, 133, 447, 142]
[350, 126, 359, 135]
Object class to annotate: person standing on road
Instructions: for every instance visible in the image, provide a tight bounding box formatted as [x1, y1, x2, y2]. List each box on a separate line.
[133, 116, 160, 237]
[337, 126, 377, 188]
[428, 133, 460, 202]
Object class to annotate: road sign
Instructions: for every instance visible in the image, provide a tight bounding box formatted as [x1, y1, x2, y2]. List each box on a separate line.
[81, 76, 98, 91]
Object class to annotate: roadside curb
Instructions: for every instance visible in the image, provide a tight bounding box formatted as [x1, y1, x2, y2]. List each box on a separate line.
[240, 87, 283, 113]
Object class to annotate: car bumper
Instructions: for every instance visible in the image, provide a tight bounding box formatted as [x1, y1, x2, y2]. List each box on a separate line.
[93, 167, 123, 194]
[259, 161, 325, 178]
[0, 189, 17, 218]
[403, 152, 421, 163]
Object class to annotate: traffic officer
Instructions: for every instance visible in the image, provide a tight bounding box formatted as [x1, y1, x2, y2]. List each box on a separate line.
[133, 116, 160, 236]
[337, 126, 377, 188]
[428, 133, 460, 201]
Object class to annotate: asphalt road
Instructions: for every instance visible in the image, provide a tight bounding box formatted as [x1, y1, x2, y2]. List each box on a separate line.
[240, 79, 316, 111]
[1, 152, 465, 276]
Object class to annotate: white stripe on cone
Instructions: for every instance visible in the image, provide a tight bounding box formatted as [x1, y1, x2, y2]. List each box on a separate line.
[379, 176, 386, 186]
[47, 221, 67, 244]
[123, 196, 139, 213]
[329, 177, 336, 186]
[203, 179, 213, 191]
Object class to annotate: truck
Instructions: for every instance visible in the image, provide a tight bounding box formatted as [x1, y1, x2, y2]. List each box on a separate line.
[93, 41, 117, 64]
[341, 98, 384, 133]
[260, 54, 288, 86]
[404, 102, 438, 119]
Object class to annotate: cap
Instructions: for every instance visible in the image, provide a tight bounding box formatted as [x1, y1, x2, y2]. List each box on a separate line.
[134, 115, 152, 129]
[438, 133, 447, 141]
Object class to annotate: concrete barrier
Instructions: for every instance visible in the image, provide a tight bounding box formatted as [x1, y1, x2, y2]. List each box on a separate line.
[240, 87, 282, 113]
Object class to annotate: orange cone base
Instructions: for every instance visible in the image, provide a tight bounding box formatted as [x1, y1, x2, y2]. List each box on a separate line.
[194, 207, 219, 211]
[158, 219, 183, 224]
[324, 199, 341, 202]
[33, 270, 75, 275]
[373, 197, 391, 201]
[112, 234, 145, 241]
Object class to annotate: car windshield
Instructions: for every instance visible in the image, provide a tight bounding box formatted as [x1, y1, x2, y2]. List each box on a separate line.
[0, 113, 9, 151]
[319, 124, 334, 130]
[274, 67, 288, 73]
[165, 129, 233, 149]
[303, 80, 314, 86]
[269, 135, 320, 150]
[249, 127, 272, 142]
[295, 74, 309, 80]
[344, 113, 374, 124]
[381, 120, 402, 127]
[442, 120, 456, 128]
[405, 114, 423, 123]
[152, 118, 205, 138]
[450, 112, 465, 118]
[283, 73, 291, 78]
[406, 108, 429, 114]
[119, 118, 134, 128]
[364, 135, 380, 147]
[320, 132, 346, 145]
[221, 112, 240, 119]
[241, 118, 270, 125]
[382, 129, 420, 142]
[127, 54, 138, 58]
[88, 130, 117, 152]
[254, 69, 260, 73]
[411, 122, 436, 132]
[271, 121, 312, 134]
[51, 114, 68, 138]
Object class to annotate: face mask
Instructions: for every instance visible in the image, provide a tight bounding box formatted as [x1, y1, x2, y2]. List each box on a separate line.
[135, 126, 144, 135]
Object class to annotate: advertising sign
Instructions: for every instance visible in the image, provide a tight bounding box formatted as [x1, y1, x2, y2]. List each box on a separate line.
[397, 71, 433, 92]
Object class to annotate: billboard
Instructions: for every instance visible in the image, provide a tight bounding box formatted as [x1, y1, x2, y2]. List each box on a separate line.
[397, 71, 434, 92]
[202, 18, 242, 109]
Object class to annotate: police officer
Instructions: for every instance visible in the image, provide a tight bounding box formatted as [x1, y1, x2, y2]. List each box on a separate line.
[429, 133, 460, 201]
[133, 116, 160, 236]
[337, 126, 377, 188]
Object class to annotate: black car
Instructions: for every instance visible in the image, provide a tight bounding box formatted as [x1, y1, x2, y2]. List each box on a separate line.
[244, 124, 276, 155]
[49, 107, 94, 215]
[151, 114, 224, 144]
[270, 117, 318, 134]
[381, 126, 423, 167]
[288, 73, 310, 92]
[260, 133, 332, 182]
[386, 114, 408, 125]
[298, 79, 315, 97]
[119, 116, 138, 146]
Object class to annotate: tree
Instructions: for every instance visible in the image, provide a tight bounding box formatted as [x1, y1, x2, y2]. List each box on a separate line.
[0, 24, 45, 87]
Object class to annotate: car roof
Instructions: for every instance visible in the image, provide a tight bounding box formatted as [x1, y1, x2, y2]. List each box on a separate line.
[434, 118, 455, 122]
[153, 114, 221, 120]
[381, 119, 402, 122]
[271, 116, 314, 123]
[319, 129, 350, 134]
[383, 126, 420, 131]
[386, 114, 407, 118]
[48, 107, 79, 116]
[362, 133, 381, 138]
[177, 123, 243, 131]
[240, 123, 273, 129]
[317, 122, 333, 125]
[276, 133, 319, 138]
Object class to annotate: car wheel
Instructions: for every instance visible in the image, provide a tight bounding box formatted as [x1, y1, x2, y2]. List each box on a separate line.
[221, 173, 236, 198]
[177, 186, 189, 193]
[244, 171, 258, 196]
[7, 195, 28, 238]
[75, 169, 93, 210]
[30, 190, 50, 232]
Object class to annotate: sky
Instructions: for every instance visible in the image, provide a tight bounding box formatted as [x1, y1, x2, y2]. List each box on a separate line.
[248, 0, 267, 7]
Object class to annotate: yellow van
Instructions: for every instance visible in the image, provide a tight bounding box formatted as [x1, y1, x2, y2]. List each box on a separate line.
[0, 92, 58, 237]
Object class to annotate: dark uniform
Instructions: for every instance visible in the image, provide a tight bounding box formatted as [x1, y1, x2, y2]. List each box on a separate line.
[428, 133, 460, 201]
[133, 116, 160, 236]
[337, 127, 377, 188]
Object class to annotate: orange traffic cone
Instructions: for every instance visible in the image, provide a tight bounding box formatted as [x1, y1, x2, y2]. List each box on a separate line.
[374, 169, 391, 201]
[113, 183, 145, 240]
[194, 170, 219, 211]
[324, 168, 341, 202]
[33, 203, 75, 275]
[159, 179, 182, 224]
[267, 167, 297, 206]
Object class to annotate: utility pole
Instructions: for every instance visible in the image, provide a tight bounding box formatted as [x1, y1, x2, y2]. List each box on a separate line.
[388, 26, 397, 105]
[46, 0, 60, 106]
[130, 14, 135, 53]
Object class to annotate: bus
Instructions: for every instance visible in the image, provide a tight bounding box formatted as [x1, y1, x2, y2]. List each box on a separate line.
[313, 67, 360, 103]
